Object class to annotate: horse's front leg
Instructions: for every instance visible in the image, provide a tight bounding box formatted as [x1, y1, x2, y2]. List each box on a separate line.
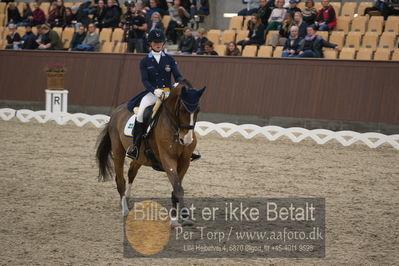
[160, 154, 189, 227]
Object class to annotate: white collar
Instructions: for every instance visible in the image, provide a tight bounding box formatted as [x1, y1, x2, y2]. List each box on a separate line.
[148, 51, 165, 58]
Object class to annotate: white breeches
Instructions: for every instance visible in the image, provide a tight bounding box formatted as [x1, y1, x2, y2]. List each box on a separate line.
[136, 92, 157, 123]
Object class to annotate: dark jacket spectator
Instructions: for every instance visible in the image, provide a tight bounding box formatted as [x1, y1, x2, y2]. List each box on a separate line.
[238, 0, 260, 16]
[286, 0, 301, 16]
[178, 28, 196, 54]
[69, 27, 86, 50]
[282, 26, 302, 57]
[302, 0, 317, 25]
[315, 1, 336, 31]
[103, 0, 121, 28]
[191, 0, 210, 16]
[37, 25, 64, 50]
[293, 12, 307, 38]
[146, 0, 162, 20]
[20, 2, 33, 25]
[75, 1, 93, 27]
[257, 0, 273, 26]
[64, 8, 78, 28]
[21, 26, 37, 49]
[194, 28, 207, 54]
[203, 40, 218, 56]
[31, 3, 46, 26]
[53, 0, 67, 27]
[225, 42, 241, 56]
[94, 0, 107, 25]
[47, 3, 58, 26]
[238, 14, 265, 47]
[7, 4, 22, 24]
[298, 26, 338, 58]
[5, 24, 21, 49]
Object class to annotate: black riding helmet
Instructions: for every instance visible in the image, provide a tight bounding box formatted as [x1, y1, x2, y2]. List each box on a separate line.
[147, 29, 166, 43]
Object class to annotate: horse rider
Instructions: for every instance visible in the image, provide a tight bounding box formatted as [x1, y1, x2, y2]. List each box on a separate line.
[126, 29, 201, 161]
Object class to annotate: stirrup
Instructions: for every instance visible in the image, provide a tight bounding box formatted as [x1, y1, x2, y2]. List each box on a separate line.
[126, 146, 139, 160]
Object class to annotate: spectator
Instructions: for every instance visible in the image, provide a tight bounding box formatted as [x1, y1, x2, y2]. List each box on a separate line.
[364, 0, 389, 17]
[293, 11, 307, 38]
[7, 3, 22, 25]
[315, 0, 336, 31]
[257, 0, 273, 26]
[5, 24, 21, 49]
[76, 23, 100, 51]
[36, 24, 63, 50]
[146, 0, 162, 21]
[75, 1, 94, 27]
[148, 12, 164, 32]
[302, 0, 317, 26]
[135, 1, 147, 16]
[124, 7, 148, 53]
[282, 25, 301, 57]
[102, 0, 121, 28]
[297, 25, 340, 58]
[64, 8, 75, 28]
[286, 0, 301, 16]
[166, 0, 190, 44]
[21, 25, 37, 49]
[47, 2, 58, 27]
[190, 0, 210, 18]
[203, 40, 218, 55]
[238, 0, 260, 16]
[69, 25, 86, 51]
[385, 0, 399, 18]
[265, 0, 287, 34]
[93, 0, 107, 26]
[177, 27, 196, 54]
[156, 0, 169, 15]
[268, 13, 293, 47]
[237, 14, 265, 47]
[225, 42, 241, 56]
[19, 2, 33, 26]
[194, 27, 207, 54]
[55, 0, 67, 27]
[31, 2, 46, 26]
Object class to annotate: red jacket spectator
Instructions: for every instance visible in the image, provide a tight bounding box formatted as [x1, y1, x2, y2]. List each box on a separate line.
[316, 5, 336, 29]
[32, 6, 46, 25]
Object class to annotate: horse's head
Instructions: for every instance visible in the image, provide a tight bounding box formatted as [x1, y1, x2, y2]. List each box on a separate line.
[169, 80, 206, 146]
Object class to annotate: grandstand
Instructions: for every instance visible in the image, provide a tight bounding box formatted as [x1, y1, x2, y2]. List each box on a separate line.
[0, 1, 398, 59]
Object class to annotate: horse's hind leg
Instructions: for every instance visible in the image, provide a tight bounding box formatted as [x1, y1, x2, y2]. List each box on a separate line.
[126, 161, 141, 198]
[111, 136, 129, 216]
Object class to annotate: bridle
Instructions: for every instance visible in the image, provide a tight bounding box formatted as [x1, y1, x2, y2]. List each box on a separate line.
[163, 91, 200, 143]
[176, 97, 199, 130]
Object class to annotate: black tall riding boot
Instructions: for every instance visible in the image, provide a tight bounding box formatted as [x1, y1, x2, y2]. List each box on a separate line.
[126, 121, 145, 160]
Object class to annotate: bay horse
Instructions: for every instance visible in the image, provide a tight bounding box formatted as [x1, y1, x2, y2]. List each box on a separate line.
[96, 80, 206, 226]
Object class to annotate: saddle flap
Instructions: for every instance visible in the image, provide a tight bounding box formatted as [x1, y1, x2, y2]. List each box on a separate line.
[124, 114, 137, 137]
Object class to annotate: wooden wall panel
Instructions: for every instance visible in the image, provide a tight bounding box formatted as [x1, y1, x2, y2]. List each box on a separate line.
[0, 50, 398, 123]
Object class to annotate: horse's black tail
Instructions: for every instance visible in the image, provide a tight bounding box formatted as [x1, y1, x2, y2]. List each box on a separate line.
[96, 123, 113, 181]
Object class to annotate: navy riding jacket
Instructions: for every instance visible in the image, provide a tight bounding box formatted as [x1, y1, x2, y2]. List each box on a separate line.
[127, 51, 184, 111]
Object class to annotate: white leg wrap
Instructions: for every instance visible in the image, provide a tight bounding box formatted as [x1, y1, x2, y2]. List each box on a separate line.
[122, 196, 129, 216]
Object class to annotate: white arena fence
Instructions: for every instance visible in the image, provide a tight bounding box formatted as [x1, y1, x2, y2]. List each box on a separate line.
[1, 108, 398, 150]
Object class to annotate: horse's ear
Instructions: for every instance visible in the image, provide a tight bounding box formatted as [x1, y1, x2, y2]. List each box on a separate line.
[198, 86, 206, 97]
